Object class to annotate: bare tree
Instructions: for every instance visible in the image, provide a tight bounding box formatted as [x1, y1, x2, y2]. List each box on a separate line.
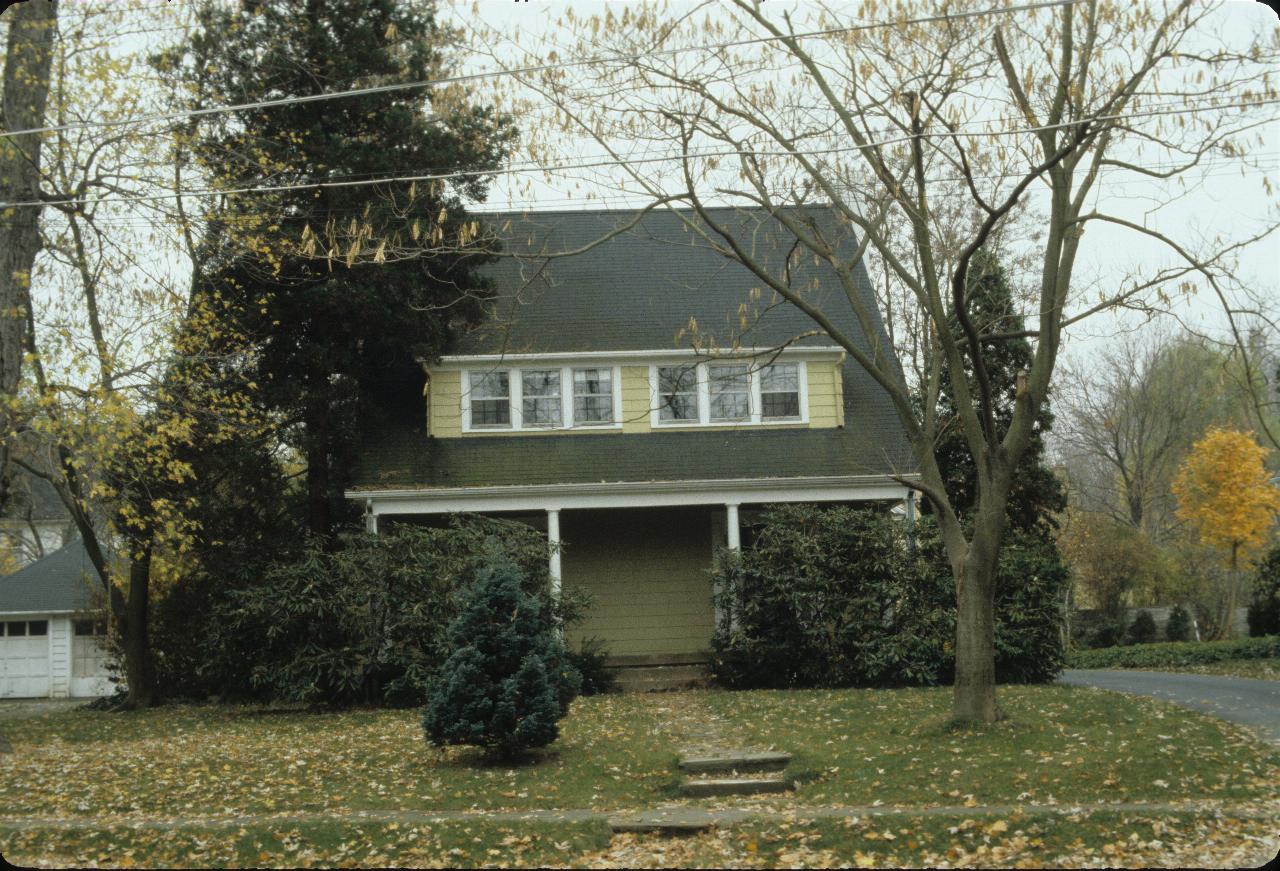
[483, 0, 1279, 721]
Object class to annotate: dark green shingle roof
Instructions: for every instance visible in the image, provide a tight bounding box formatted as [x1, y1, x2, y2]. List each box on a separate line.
[0, 539, 100, 614]
[354, 206, 915, 492]
[352, 428, 915, 491]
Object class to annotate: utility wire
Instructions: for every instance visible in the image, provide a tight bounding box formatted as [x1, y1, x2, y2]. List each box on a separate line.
[2, 93, 1274, 211]
[0, 0, 1077, 140]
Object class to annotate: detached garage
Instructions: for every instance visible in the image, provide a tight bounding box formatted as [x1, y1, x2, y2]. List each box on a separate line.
[0, 540, 112, 699]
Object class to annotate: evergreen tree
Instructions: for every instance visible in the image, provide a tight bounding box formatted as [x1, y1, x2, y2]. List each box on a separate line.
[423, 552, 580, 760]
[168, 0, 516, 538]
[924, 251, 1067, 535]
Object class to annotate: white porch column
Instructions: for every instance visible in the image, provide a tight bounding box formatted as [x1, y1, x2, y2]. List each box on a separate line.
[364, 499, 378, 535]
[546, 508, 562, 599]
[726, 503, 741, 552]
[903, 489, 917, 553]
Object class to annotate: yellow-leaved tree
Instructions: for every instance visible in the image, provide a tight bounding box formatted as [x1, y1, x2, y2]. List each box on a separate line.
[1173, 427, 1280, 637]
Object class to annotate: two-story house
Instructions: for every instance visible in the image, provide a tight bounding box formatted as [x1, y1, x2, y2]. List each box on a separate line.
[347, 207, 917, 677]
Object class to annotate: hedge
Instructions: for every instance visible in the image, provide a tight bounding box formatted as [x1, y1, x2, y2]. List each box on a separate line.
[1067, 635, 1280, 669]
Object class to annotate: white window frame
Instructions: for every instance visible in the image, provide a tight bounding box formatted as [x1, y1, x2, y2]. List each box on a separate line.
[462, 365, 623, 433]
[649, 360, 810, 428]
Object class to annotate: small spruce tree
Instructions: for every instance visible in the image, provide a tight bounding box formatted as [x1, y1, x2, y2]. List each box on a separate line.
[1165, 605, 1194, 642]
[1128, 610, 1158, 645]
[422, 550, 580, 760]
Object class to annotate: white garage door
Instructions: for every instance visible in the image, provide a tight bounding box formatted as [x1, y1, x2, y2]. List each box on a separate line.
[1, 619, 51, 698]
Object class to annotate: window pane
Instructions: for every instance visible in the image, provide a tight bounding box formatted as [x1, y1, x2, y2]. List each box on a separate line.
[573, 368, 613, 424]
[471, 399, 510, 426]
[761, 363, 798, 392]
[709, 364, 750, 421]
[522, 370, 562, 426]
[28, 620, 47, 636]
[7, 621, 25, 637]
[658, 366, 698, 421]
[762, 392, 801, 419]
[469, 370, 509, 399]
[74, 619, 94, 636]
[761, 363, 801, 420]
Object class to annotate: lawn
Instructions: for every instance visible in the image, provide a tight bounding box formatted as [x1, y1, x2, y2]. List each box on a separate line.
[1136, 659, 1280, 681]
[2, 685, 1277, 868]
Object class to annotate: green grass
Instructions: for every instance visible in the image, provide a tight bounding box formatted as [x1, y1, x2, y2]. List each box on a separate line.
[0, 817, 613, 869]
[702, 684, 1280, 806]
[0, 695, 675, 819]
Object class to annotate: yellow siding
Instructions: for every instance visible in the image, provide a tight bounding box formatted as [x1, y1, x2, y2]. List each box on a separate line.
[425, 358, 847, 437]
[428, 370, 463, 437]
[561, 507, 715, 657]
[619, 366, 652, 433]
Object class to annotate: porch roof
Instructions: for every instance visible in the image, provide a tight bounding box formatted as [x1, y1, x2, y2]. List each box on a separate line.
[349, 426, 915, 493]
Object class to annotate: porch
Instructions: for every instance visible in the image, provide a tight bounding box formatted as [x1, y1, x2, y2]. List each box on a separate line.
[354, 476, 916, 666]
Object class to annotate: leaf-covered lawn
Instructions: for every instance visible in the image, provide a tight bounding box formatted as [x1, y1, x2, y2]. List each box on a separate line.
[702, 684, 1280, 806]
[0, 695, 676, 820]
[1135, 659, 1280, 681]
[2, 685, 1278, 868]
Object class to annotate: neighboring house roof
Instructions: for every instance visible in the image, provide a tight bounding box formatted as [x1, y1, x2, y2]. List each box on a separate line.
[353, 206, 915, 492]
[0, 539, 100, 614]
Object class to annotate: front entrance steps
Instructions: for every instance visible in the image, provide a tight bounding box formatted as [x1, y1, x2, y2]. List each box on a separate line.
[605, 653, 711, 693]
[677, 749, 795, 798]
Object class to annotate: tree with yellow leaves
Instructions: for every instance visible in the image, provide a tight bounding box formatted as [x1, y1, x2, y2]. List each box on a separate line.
[1173, 427, 1280, 637]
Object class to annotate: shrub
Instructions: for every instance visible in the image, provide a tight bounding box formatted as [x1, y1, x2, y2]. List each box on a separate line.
[221, 515, 566, 707]
[710, 506, 1066, 689]
[568, 637, 618, 696]
[1165, 605, 1193, 642]
[1087, 619, 1127, 650]
[1128, 610, 1158, 645]
[1247, 545, 1280, 637]
[422, 551, 581, 759]
[1067, 634, 1280, 669]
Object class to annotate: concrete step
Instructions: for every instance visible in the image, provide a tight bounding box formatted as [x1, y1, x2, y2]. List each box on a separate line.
[609, 807, 717, 835]
[611, 664, 711, 693]
[679, 774, 795, 797]
[679, 751, 791, 775]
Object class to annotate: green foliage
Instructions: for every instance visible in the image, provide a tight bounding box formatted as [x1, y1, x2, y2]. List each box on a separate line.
[1067, 635, 1280, 669]
[567, 637, 618, 696]
[219, 516, 558, 707]
[922, 250, 1067, 535]
[1165, 605, 1194, 642]
[1128, 610, 1158, 645]
[422, 551, 581, 759]
[710, 505, 1066, 688]
[1247, 545, 1280, 637]
[168, 0, 517, 537]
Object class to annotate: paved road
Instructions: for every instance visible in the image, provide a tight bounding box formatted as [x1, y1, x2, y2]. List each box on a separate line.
[1060, 670, 1280, 744]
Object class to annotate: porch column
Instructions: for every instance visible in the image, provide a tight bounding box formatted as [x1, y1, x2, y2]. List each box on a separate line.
[725, 503, 741, 552]
[364, 499, 378, 535]
[903, 489, 916, 553]
[546, 508, 562, 599]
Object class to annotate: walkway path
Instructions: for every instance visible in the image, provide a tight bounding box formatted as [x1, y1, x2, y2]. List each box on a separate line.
[1059, 669, 1280, 743]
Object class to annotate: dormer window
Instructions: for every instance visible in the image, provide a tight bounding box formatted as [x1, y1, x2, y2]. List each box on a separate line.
[522, 369, 562, 427]
[709, 364, 751, 422]
[468, 371, 511, 428]
[760, 363, 801, 420]
[573, 368, 614, 425]
[657, 365, 698, 422]
[651, 359, 810, 427]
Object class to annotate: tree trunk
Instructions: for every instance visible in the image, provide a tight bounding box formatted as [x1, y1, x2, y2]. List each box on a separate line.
[0, 0, 58, 512]
[121, 544, 157, 709]
[951, 491, 1008, 724]
[303, 396, 333, 540]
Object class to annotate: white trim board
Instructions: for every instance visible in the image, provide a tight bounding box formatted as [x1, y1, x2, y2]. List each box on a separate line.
[435, 346, 846, 367]
[348, 475, 916, 515]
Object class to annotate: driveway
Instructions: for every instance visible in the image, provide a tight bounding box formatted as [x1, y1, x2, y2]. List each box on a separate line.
[1060, 670, 1280, 744]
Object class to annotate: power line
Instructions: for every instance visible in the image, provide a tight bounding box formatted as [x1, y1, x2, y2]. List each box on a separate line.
[0, 0, 1077, 140]
[2, 93, 1274, 211]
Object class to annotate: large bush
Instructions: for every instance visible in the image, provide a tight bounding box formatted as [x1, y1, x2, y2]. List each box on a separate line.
[1067, 635, 1280, 669]
[1128, 610, 1158, 645]
[1247, 545, 1280, 637]
[710, 505, 1066, 689]
[219, 515, 575, 706]
[1165, 605, 1194, 642]
[422, 551, 580, 759]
